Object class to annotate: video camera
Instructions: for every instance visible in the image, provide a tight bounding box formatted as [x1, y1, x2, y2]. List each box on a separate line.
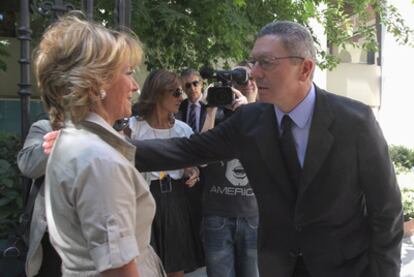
[200, 67, 249, 107]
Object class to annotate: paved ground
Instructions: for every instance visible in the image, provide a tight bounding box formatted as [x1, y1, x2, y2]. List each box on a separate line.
[402, 236, 414, 277]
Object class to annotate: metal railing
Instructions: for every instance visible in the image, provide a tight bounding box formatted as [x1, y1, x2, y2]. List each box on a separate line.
[17, 0, 131, 141]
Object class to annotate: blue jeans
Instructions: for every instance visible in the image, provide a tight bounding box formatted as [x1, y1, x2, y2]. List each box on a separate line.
[202, 215, 259, 277]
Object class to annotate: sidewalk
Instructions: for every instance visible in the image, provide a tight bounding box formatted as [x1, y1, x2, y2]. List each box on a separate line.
[402, 236, 414, 277]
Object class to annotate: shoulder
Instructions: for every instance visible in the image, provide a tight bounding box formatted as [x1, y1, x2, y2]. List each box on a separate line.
[233, 102, 272, 122]
[129, 118, 151, 139]
[128, 116, 140, 129]
[173, 120, 193, 137]
[179, 99, 189, 110]
[30, 119, 53, 132]
[315, 87, 379, 138]
[317, 87, 373, 122]
[56, 127, 121, 162]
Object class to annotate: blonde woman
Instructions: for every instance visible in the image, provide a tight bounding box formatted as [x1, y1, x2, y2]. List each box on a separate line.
[34, 14, 165, 276]
[128, 69, 203, 277]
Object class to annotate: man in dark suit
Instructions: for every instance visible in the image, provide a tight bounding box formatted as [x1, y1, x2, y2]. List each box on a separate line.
[133, 21, 403, 277]
[178, 68, 207, 133]
[177, 68, 207, 268]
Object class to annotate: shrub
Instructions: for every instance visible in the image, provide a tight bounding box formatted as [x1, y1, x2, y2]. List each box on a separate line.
[389, 145, 414, 175]
[0, 133, 22, 238]
[402, 188, 414, 221]
[389, 145, 414, 221]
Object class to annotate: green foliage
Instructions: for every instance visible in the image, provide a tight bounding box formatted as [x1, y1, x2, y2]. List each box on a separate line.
[389, 145, 414, 221]
[402, 188, 414, 221]
[21, 0, 414, 71]
[389, 145, 414, 175]
[0, 133, 22, 238]
[128, 0, 414, 71]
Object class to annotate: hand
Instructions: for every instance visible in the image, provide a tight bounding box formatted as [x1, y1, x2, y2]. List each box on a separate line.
[228, 87, 248, 111]
[43, 130, 60, 155]
[184, 167, 200, 187]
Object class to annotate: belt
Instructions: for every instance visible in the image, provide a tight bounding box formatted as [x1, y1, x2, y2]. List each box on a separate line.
[150, 177, 185, 194]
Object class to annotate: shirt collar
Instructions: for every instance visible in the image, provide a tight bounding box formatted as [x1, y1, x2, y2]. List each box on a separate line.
[80, 113, 136, 163]
[274, 84, 316, 128]
[189, 94, 203, 107]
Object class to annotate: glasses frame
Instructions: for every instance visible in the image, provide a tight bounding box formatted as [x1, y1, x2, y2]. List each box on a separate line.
[172, 88, 184, 98]
[248, 56, 305, 71]
[184, 80, 200, 90]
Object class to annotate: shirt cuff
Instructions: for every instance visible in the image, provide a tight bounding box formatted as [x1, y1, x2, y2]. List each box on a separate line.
[90, 234, 139, 272]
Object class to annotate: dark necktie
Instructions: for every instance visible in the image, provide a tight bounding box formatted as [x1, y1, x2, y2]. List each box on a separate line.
[280, 115, 301, 189]
[188, 103, 197, 132]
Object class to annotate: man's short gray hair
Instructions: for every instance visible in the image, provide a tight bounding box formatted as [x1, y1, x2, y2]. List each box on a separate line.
[180, 68, 201, 79]
[258, 21, 316, 61]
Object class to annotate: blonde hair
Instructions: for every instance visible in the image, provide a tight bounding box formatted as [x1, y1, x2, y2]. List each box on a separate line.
[34, 13, 142, 129]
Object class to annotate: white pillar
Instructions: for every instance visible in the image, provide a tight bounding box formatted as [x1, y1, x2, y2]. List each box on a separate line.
[379, 0, 414, 148]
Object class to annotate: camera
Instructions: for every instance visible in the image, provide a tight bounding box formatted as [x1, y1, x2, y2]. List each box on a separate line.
[200, 67, 248, 107]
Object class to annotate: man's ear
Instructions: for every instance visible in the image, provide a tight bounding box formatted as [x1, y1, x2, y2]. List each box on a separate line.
[299, 59, 314, 81]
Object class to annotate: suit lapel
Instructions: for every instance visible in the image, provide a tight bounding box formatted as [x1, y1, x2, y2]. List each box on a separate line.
[301, 88, 334, 193]
[255, 104, 295, 194]
[199, 103, 207, 131]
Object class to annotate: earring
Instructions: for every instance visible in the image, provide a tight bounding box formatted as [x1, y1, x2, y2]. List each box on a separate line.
[99, 89, 107, 100]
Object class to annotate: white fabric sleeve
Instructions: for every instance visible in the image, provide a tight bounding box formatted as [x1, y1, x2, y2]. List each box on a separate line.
[74, 158, 139, 272]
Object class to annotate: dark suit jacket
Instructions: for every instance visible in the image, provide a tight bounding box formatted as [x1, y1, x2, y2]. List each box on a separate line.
[134, 86, 403, 277]
[177, 98, 208, 132]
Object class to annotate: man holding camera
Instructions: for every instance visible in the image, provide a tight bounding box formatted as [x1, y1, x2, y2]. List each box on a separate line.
[200, 63, 259, 277]
[176, 69, 208, 271]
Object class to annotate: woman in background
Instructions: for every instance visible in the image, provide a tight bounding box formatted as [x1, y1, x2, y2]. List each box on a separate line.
[129, 69, 204, 277]
[34, 14, 164, 276]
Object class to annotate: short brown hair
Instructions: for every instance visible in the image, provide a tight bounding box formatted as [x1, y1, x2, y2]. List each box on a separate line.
[136, 69, 180, 120]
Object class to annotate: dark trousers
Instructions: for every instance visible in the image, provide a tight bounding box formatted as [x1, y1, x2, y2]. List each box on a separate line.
[292, 256, 312, 277]
[35, 233, 61, 277]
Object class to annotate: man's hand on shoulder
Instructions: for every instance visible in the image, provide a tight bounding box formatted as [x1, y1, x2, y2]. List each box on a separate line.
[43, 130, 60, 155]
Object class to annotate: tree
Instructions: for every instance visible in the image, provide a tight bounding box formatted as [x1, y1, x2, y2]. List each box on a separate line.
[130, 0, 414, 71]
[4, 0, 413, 72]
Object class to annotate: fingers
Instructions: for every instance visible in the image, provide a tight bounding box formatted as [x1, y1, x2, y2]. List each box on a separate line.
[230, 96, 248, 111]
[185, 176, 199, 187]
[42, 141, 52, 155]
[184, 167, 200, 187]
[44, 130, 59, 140]
[227, 88, 247, 111]
[43, 130, 60, 155]
[232, 87, 243, 97]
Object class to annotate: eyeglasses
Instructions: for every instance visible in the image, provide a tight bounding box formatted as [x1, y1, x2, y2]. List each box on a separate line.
[248, 56, 305, 71]
[185, 80, 200, 89]
[172, 88, 184, 98]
